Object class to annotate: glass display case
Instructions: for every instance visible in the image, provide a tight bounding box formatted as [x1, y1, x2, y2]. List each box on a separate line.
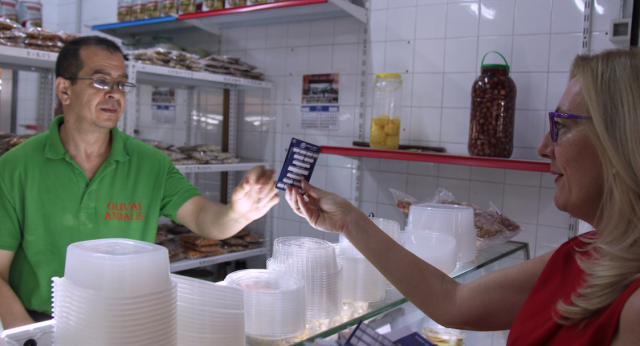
[292, 241, 530, 345]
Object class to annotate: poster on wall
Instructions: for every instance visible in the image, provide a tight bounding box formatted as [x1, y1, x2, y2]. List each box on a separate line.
[301, 74, 339, 130]
[151, 87, 176, 124]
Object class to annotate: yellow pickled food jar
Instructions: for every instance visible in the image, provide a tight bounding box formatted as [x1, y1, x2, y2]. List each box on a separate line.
[370, 73, 402, 150]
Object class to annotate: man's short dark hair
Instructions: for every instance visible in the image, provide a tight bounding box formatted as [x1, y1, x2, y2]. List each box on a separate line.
[55, 36, 124, 84]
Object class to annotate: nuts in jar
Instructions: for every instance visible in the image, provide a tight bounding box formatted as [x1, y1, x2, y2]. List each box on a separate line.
[468, 51, 517, 158]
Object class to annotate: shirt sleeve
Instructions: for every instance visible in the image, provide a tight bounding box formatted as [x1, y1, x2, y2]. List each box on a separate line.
[0, 174, 21, 251]
[159, 156, 202, 223]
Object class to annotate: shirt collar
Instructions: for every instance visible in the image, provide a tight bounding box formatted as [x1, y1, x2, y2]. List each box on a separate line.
[44, 115, 129, 162]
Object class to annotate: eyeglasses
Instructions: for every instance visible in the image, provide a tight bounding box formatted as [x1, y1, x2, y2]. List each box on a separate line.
[548, 111, 591, 142]
[67, 77, 137, 93]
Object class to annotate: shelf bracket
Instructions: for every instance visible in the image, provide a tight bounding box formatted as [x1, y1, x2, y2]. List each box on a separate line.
[328, 0, 367, 23]
[184, 18, 221, 36]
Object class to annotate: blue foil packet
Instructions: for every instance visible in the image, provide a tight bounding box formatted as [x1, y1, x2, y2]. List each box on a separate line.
[276, 138, 321, 195]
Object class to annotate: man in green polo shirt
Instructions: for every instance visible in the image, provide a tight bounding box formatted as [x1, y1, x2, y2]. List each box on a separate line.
[0, 36, 279, 329]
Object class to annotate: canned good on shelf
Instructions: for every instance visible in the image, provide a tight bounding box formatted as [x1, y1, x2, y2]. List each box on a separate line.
[370, 73, 402, 150]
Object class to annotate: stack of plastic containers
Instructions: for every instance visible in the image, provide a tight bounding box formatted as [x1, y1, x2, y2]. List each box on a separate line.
[336, 217, 401, 303]
[269, 237, 343, 322]
[407, 203, 476, 263]
[52, 239, 177, 346]
[224, 269, 306, 343]
[171, 274, 245, 346]
[400, 231, 457, 275]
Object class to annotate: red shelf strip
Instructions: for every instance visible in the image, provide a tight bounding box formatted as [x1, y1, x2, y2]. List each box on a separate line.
[320, 146, 551, 172]
[178, 0, 328, 20]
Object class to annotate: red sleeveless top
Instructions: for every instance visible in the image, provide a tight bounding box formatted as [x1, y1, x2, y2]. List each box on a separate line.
[508, 232, 640, 345]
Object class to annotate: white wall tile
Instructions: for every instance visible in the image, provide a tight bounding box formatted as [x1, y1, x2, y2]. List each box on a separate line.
[284, 76, 303, 104]
[385, 41, 415, 74]
[538, 187, 569, 227]
[415, 5, 447, 40]
[370, 42, 387, 73]
[440, 108, 470, 144]
[444, 37, 478, 73]
[505, 170, 541, 187]
[389, 0, 418, 8]
[286, 47, 310, 75]
[412, 74, 444, 107]
[282, 105, 304, 134]
[377, 172, 409, 204]
[511, 223, 537, 256]
[513, 0, 552, 35]
[266, 23, 288, 48]
[442, 73, 475, 108]
[370, 10, 388, 42]
[379, 158, 409, 174]
[335, 106, 356, 137]
[590, 0, 621, 33]
[514, 110, 546, 148]
[439, 164, 471, 180]
[246, 25, 267, 50]
[361, 170, 380, 202]
[402, 74, 414, 107]
[417, 0, 447, 4]
[308, 45, 334, 74]
[502, 185, 540, 224]
[310, 19, 336, 45]
[540, 173, 556, 188]
[511, 147, 542, 160]
[275, 219, 301, 237]
[323, 232, 340, 243]
[408, 161, 439, 176]
[551, 0, 583, 34]
[546, 72, 569, 111]
[326, 167, 353, 199]
[340, 74, 358, 107]
[359, 202, 379, 216]
[410, 107, 441, 142]
[511, 73, 548, 110]
[265, 48, 288, 76]
[222, 27, 247, 51]
[371, 0, 389, 10]
[300, 223, 325, 239]
[470, 167, 505, 183]
[386, 7, 417, 41]
[287, 22, 311, 47]
[548, 34, 581, 72]
[511, 35, 550, 72]
[407, 174, 439, 201]
[536, 225, 568, 256]
[414, 39, 446, 73]
[479, 1, 515, 36]
[469, 181, 504, 210]
[446, 2, 480, 38]
[334, 17, 362, 44]
[436, 178, 471, 202]
[333, 44, 359, 73]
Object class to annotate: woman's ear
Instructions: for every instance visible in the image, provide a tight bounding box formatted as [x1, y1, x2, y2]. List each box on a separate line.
[55, 77, 71, 106]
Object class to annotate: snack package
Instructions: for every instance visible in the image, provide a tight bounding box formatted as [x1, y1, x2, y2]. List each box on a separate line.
[390, 187, 522, 250]
[180, 234, 219, 246]
[183, 248, 226, 259]
[181, 242, 221, 253]
[223, 237, 248, 247]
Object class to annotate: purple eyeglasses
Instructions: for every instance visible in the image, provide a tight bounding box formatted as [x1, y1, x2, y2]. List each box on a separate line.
[548, 112, 592, 142]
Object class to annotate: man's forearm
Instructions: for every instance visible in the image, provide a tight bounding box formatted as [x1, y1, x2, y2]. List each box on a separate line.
[193, 199, 250, 240]
[0, 278, 33, 329]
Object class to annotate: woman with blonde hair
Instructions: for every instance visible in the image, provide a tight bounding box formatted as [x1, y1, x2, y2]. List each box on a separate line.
[286, 48, 640, 345]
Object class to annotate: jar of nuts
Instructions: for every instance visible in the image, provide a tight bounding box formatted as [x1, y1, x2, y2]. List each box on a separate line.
[370, 73, 402, 150]
[468, 51, 517, 158]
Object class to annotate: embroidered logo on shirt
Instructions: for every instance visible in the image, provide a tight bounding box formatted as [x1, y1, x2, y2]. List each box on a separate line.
[104, 202, 143, 221]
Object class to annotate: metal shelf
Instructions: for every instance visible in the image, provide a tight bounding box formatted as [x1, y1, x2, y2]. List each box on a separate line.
[176, 160, 269, 174]
[131, 62, 274, 90]
[170, 247, 267, 272]
[320, 146, 551, 172]
[0, 46, 57, 71]
[92, 0, 366, 38]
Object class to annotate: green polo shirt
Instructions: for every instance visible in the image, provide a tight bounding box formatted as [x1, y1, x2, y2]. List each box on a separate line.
[0, 115, 201, 314]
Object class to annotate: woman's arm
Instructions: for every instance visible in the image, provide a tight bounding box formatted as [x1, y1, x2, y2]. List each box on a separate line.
[287, 181, 552, 330]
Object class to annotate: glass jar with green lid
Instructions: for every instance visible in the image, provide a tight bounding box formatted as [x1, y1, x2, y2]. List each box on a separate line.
[370, 73, 402, 150]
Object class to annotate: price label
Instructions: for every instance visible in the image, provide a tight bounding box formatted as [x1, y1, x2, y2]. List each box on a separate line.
[25, 49, 54, 60]
[198, 258, 219, 266]
[179, 165, 214, 173]
[243, 79, 264, 87]
[222, 76, 243, 84]
[167, 69, 194, 78]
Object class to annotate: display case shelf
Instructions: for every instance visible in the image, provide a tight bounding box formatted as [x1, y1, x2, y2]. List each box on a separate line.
[176, 160, 269, 174]
[321, 146, 551, 172]
[0, 46, 57, 71]
[170, 247, 267, 272]
[92, 0, 367, 39]
[293, 241, 530, 345]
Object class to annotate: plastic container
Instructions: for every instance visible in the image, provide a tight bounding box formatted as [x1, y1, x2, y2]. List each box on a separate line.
[370, 73, 402, 150]
[400, 230, 457, 275]
[422, 326, 467, 346]
[407, 203, 476, 263]
[468, 51, 517, 158]
[0, 0, 18, 22]
[131, 0, 146, 20]
[63, 238, 172, 296]
[17, 0, 41, 28]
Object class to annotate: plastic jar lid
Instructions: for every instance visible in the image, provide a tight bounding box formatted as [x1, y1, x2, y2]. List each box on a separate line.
[375, 73, 401, 80]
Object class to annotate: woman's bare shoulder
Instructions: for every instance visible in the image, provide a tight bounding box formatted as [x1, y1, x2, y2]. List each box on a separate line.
[610, 282, 640, 345]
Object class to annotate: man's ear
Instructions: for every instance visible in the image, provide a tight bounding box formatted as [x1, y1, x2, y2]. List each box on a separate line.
[55, 77, 71, 106]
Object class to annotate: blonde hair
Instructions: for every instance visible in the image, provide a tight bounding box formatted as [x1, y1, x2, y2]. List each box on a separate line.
[555, 48, 640, 324]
